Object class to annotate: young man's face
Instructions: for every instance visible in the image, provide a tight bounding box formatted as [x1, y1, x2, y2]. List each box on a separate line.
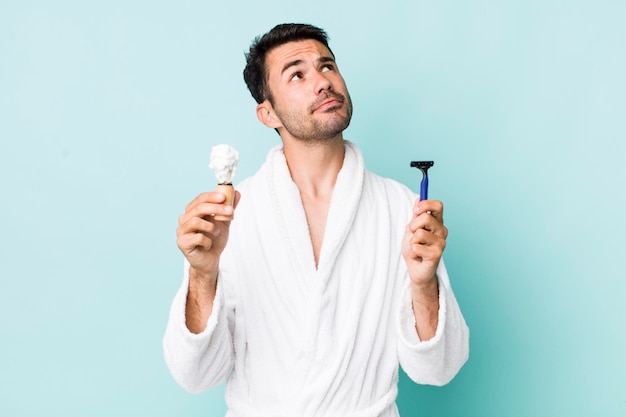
[260, 39, 353, 142]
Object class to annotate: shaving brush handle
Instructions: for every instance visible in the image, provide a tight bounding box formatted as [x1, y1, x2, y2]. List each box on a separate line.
[214, 184, 235, 221]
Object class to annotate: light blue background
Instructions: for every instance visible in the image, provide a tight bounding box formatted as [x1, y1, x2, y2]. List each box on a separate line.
[1, 1, 624, 416]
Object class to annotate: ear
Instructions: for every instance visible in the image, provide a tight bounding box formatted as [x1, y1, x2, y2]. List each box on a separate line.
[256, 100, 283, 129]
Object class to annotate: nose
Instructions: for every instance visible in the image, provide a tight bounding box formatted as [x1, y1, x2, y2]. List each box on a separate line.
[314, 70, 332, 95]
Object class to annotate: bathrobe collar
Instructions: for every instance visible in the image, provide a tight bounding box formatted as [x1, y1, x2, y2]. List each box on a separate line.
[264, 140, 365, 284]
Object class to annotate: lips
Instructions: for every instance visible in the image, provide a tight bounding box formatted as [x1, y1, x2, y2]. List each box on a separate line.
[312, 92, 345, 112]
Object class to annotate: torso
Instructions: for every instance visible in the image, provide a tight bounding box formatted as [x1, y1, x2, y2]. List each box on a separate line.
[299, 191, 331, 268]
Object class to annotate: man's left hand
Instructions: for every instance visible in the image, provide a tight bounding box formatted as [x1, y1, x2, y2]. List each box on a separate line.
[402, 199, 448, 288]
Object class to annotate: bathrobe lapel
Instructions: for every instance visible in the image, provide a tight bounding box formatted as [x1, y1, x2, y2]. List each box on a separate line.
[264, 141, 365, 287]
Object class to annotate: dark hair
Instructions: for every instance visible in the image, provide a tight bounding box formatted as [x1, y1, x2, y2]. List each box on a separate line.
[243, 23, 334, 104]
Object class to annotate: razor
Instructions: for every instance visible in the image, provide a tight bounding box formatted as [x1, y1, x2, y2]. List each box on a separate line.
[410, 161, 434, 201]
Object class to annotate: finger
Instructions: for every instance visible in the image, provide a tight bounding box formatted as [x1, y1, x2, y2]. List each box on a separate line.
[179, 202, 234, 225]
[202, 190, 240, 222]
[413, 200, 444, 224]
[408, 242, 445, 265]
[408, 234, 446, 260]
[185, 191, 228, 213]
[407, 215, 448, 239]
[201, 190, 240, 222]
[233, 191, 242, 210]
[177, 231, 214, 253]
[408, 214, 447, 235]
[410, 228, 447, 247]
[177, 216, 220, 237]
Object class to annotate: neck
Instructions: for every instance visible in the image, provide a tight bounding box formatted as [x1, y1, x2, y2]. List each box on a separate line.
[282, 136, 345, 198]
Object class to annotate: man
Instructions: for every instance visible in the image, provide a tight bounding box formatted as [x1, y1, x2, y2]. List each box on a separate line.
[164, 23, 469, 416]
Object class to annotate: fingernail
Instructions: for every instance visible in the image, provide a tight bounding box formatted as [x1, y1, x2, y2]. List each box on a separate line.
[224, 206, 233, 214]
[213, 228, 221, 236]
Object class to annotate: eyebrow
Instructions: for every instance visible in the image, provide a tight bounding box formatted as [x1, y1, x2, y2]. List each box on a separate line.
[280, 56, 336, 76]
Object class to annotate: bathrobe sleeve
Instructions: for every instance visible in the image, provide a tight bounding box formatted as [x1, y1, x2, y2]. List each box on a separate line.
[163, 260, 235, 393]
[396, 260, 470, 386]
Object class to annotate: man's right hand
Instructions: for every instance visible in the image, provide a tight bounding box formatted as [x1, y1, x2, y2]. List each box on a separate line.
[176, 191, 240, 333]
[176, 190, 241, 279]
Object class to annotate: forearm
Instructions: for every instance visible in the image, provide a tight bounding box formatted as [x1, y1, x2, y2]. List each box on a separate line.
[411, 277, 439, 341]
[398, 261, 469, 386]
[185, 267, 218, 334]
[163, 266, 234, 392]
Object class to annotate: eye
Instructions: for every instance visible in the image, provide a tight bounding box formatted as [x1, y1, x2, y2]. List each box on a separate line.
[321, 64, 335, 72]
[290, 72, 303, 81]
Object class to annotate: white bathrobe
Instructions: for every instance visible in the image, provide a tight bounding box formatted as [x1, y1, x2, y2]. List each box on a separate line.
[163, 141, 469, 417]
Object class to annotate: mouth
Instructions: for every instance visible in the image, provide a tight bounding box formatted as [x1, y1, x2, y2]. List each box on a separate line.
[312, 93, 345, 112]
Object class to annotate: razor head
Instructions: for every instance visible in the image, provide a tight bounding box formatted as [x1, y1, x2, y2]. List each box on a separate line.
[411, 161, 434, 200]
[410, 161, 434, 169]
[410, 161, 434, 176]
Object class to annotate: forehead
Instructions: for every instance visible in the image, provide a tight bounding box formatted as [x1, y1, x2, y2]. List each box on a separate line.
[265, 39, 333, 76]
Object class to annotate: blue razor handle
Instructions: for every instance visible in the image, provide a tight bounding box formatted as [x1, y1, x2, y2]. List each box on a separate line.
[410, 161, 434, 202]
[420, 175, 429, 201]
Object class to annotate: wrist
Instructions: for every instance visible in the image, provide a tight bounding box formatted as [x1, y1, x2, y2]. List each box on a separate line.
[410, 275, 439, 302]
[189, 266, 218, 296]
